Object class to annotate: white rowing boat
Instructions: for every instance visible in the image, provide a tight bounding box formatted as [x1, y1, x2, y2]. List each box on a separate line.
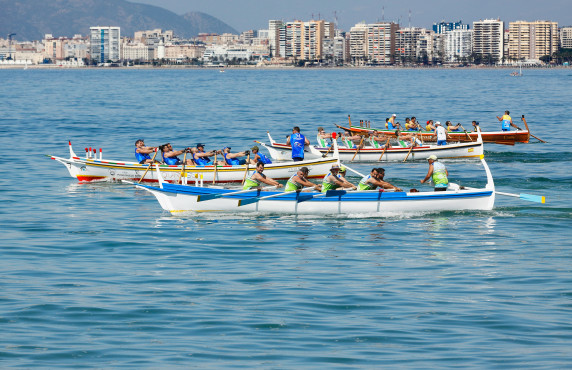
[135, 156, 496, 215]
[262, 131, 484, 162]
[49, 141, 339, 184]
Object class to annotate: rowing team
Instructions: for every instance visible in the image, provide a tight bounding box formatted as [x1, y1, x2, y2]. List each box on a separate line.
[135, 140, 272, 166]
[243, 162, 404, 193]
[383, 114, 480, 132]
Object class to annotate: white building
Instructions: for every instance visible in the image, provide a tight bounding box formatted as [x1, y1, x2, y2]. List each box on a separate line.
[561, 26, 572, 49]
[444, 29, 473, 63]
[472, 19, 504, 63]
[122, 41, 149, 61]
[90, 26, 120, 63]
[202, 45, 253, 62]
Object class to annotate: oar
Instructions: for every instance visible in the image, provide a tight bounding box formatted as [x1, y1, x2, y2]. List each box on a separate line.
[521, 115, 547, 143]
[241, 153, 251, 185]
[238, 187, 315, 207]
[137, 148, 159, 184]
[341, 164, 366, 178]
[377, 138, 390, 161]
[465, 186, 546, 204]
[198, 185, 277, 202]
[351, 136, 365, 162]
[403, 136, 416, 162]
[460, 125, 473, 142]
[178, 150, 187, 184]
[212, 152, 218, 184]
[495, 191, 545, 203]
[321, 132, 337, 158]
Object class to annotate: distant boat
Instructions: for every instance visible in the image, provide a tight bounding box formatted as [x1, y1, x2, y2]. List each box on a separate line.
[219, 69, 225, 73]
[511, 64, 523, 77]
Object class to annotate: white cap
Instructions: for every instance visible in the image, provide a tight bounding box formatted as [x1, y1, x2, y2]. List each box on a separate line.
[435, 121, 441, 126]
[392, 114, 397, 117]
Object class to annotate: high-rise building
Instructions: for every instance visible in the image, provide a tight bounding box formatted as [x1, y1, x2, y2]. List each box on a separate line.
[508, 21, 559, 61]
[350, 22, 398, 65]
[444, 29, 473, 63]
[89, 26, 120, 63]
[396, 27, 431, 64]
[561, 26, 572, 49]
[433, 21, 469, 34]
[472, 19, 504, 63]
[268, 20, 283, 57]
[278, 20, 331, 60]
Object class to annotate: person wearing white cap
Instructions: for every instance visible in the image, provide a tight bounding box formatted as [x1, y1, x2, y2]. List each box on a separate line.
[420, 155, 448, 191]
[434, 121, 448, 145]
[385, 114, 401, 130]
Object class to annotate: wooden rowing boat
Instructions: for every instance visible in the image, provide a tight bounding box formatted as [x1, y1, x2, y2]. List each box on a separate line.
[263, 131, 484, 162]
[49, 141, 339, 183]
[135, 156, 496, 215]
[336, 124, 530, 145]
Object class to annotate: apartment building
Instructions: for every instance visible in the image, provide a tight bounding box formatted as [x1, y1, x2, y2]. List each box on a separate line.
[277, 20, 331, 60]
[444, 29, 473, 63]
[349, 22, 398, 65]
[472, 19, 504, 62]
[89, 26, 120, 63]
[562, 26, 572, 48]
[396, 27, 431, 64]
[508, 21, 559, 61]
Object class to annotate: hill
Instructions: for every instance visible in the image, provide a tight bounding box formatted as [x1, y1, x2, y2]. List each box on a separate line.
[0, 0, 238, 41]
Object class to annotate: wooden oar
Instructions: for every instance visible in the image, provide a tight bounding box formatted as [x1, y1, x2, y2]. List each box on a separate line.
[137, 148, 159, 184]
[520, 115, 546, 143]
[212, 152, 218, 184]
[241, 153, 251, 185]
[178, 150, 187, 184]
[351, 136, 365, 162]
[460, 126, 473, 142]
[377, 138, 390, 161]
[238, 187, 315, 207]
[198, 185, 277, 202]
[403, 136, 417, 162]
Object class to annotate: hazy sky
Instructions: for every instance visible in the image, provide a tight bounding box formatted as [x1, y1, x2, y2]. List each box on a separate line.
[132, 0, 571, 32]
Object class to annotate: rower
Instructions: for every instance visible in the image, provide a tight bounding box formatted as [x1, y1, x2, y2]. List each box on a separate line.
[194, 143, 216, 165]
[386, 114, 401, 130]
[426, 120, 435, 131]
[135, 139, 158, 164]
[250, 145, 272, 165]
[321, 164, 357, 193]
[472, 121, 480, 132]
[285, 167, 321, 192]
[243, 162, 283, 190]
[420, 155, 449, 191]
[358, 168, 402, 191]
[222, 146, 248, 165]
[446, 121, 462, 132]
[161, 143, 193, 165]
[316, 127, 332, 147]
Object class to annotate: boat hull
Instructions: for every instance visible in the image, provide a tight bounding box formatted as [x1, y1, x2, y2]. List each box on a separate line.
[266, 140, 483, 162]
[337, 125, 529, 145]
[139, 183, 495, 215]
[50, 155, 338, 183]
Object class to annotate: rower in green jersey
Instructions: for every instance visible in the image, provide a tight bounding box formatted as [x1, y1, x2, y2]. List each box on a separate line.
[285, 167, 321, 192]
[243, 162, 283, 190]
[358, 168, 402, 191]
[321, 164, 357, 193]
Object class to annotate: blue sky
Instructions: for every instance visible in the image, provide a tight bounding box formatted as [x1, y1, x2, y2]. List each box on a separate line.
[132, 0, 571, 32]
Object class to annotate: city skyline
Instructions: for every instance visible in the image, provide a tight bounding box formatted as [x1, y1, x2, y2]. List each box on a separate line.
[133, 0, 572, 32]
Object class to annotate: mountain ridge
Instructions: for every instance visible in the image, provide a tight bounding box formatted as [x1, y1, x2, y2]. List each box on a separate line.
[0, 0, 238, 41]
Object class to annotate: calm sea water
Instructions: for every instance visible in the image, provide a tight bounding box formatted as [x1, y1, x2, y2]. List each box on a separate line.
[1, 67, 571, 368]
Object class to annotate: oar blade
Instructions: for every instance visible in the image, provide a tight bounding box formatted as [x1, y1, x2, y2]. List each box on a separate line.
[197, 193, 220, 202]
[325, 190, 347, 197]
[296, 194, 315, 203]
[520, 193, 545, 203]
[238, 197, 260, 207]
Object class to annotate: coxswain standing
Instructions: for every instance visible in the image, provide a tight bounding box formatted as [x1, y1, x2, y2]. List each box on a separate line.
[496, 110, 518, 131]
[420, 155, 449, 191]
[286, 126, 310, 162]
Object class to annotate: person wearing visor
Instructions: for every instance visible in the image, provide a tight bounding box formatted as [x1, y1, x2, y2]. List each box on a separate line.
[285, 167, 321, 192]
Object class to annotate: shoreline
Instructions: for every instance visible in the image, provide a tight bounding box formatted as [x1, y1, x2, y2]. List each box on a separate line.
[0, 64, 569, 70]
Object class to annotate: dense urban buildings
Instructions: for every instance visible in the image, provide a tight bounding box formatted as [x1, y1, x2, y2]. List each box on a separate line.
[1, 14, 570, 67]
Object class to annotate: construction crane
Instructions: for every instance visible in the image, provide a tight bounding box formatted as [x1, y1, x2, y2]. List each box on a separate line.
[8, 33, 16, 60]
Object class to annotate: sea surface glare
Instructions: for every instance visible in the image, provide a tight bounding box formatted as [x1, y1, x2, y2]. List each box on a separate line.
[1, 68, 571, 368]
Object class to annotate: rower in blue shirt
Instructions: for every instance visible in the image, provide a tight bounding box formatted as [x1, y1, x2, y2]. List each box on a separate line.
[286, 126, 310, 162]
[134, 139, 158, 164]
[160, 143, 193, 165]
[222, 146, 248, 165]
[250, 145, 272, 164]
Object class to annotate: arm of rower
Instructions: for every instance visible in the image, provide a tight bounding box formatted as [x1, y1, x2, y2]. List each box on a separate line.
[227, 152, 245, 159]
